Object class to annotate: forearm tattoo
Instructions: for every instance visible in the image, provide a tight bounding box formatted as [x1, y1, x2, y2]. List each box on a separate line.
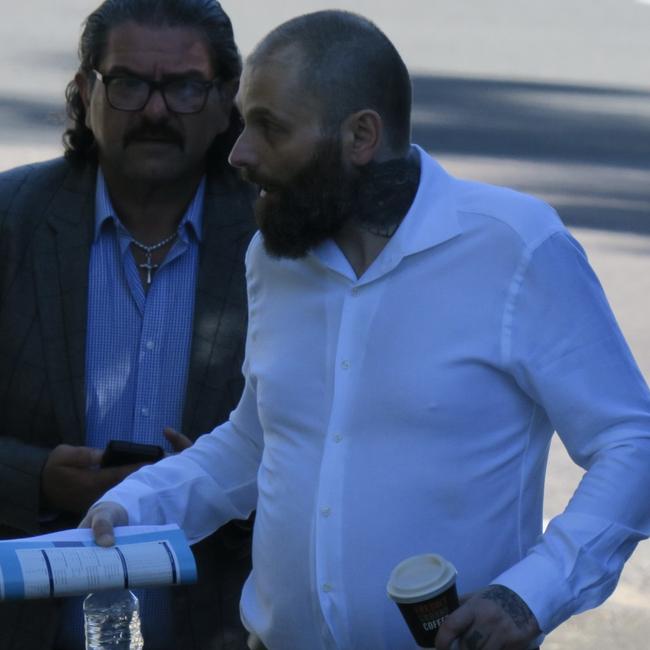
[480, 585, 536, 630]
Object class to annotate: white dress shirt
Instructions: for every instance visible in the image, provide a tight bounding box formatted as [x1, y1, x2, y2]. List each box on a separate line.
[102, 146, 650, 649]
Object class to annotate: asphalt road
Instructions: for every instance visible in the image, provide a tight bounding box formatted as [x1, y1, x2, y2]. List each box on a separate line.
[1, 1, 649, 648]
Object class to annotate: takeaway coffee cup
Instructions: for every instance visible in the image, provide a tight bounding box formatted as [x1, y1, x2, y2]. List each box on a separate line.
[387, 553, 459, 648]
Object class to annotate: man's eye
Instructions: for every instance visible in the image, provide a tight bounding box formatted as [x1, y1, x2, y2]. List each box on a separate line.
[167, 80, 203, 96]
[261, 120, 285, 136]
[112, 77, 145, 90]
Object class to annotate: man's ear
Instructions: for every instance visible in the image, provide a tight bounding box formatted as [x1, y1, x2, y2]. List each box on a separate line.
[341, 109, 383, 166]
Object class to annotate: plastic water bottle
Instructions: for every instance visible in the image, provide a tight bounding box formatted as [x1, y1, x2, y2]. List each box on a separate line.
[83, 589, 144, 649]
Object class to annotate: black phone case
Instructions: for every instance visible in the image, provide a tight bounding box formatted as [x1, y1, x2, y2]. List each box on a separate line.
[101, 440, 165, 467]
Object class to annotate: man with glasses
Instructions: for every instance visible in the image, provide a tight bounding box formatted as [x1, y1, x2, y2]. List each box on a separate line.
[0, 1, 254, 649]
[92, 69, 223, 116]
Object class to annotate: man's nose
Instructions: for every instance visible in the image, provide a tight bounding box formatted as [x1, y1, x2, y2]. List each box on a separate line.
[141, 88, 169, 119]
[228, 129, 257, 170]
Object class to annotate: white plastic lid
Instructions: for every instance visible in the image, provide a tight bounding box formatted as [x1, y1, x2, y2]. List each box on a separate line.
[386, 553, 457, 604]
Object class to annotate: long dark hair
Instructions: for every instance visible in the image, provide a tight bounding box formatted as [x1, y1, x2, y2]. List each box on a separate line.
[63, 0, 242, 173]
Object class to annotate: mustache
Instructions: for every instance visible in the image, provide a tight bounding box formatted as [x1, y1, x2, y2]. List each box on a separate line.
[238, 169, 266, 190]
[123, 123, 184, 148]
[237, 168, 285, 194]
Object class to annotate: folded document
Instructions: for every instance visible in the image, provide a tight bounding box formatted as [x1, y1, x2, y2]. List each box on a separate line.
[0, 525, 197, 600]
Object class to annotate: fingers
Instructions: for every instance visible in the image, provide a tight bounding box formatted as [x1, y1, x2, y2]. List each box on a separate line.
[444, 629, 497, 650]
[460, 628, 494, 650]
[80, 502, 128, 547]
[163, 427, 193, 452]
[100, 461, 146, 485]
[435, 604, 475, 649]
[46, 444, 103, 469]
[437, 586, 540, 650]
[41, 445, 106, 512]
[93, 515, 116, 547]
[42, 445, 147, 514]
[76, 446, 105, 468]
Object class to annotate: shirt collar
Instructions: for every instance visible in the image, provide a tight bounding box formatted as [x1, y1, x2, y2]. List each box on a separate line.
[388, 144, 463, 258]
[311, 145, 463, 283]
[93, 168, 205, 243]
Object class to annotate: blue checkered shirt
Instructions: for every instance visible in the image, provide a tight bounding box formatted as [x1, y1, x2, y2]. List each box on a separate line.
[56, 169, 203, 650]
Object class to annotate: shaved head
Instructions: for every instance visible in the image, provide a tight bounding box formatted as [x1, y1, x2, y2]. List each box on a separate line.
[248, 10, 412, 154]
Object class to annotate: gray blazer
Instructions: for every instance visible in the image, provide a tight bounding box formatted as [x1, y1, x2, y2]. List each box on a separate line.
[0, 157, 256, 649]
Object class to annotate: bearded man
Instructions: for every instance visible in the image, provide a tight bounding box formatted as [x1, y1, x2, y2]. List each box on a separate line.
[82, 10, 650, 650]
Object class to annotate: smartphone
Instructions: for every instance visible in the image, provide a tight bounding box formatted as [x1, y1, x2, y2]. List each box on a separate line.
[100, 440, 165, 468]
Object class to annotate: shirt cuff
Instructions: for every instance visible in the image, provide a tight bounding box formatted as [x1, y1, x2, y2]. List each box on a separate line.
[491, 549, 575, 634]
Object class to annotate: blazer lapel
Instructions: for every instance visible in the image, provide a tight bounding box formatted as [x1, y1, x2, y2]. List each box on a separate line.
[182, 173, 254, 437]
[32, 163, 96, 445]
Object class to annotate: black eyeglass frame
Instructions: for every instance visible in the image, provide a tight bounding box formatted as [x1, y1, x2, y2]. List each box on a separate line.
[92, 69, 220, 115]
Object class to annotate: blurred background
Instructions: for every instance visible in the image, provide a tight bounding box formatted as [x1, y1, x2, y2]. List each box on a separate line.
[1, 1, 649, 647]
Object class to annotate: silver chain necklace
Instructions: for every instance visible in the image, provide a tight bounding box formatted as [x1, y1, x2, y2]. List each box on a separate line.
[130, 230, 179, 285]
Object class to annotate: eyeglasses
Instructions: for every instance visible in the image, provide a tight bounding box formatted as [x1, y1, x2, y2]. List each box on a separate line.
[92, 70, 219, 114]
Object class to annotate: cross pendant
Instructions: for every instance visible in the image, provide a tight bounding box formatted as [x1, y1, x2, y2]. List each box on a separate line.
[139, 256, 159, 285]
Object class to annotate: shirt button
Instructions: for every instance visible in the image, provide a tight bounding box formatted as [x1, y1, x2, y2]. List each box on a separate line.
[146, 340, 155, 351]
[140, 407, 149, 417]
[321, 506, 331, 517]
[322, 583, 333, 593]
[333, 434, 343, 443]
[341, 360, 351, 370]
[351, 287, 359, 296]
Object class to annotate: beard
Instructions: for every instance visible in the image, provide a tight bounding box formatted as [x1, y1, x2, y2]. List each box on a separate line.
[247, 139, 421, 259]
[252, 137, 359, 259]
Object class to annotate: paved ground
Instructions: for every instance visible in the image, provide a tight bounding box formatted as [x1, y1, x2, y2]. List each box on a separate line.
[1, 1, 649, 647]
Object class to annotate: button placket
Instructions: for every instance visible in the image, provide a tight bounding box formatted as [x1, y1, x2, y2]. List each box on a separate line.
[133, 280, 167, 438]
[314, 283, 363, 640]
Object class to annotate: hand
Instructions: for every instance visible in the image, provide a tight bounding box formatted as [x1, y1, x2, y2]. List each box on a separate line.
[435, 585, 541, 650]
[79, 501, 129, 547]
[41, 444, 144, 515]
[163, 427, 193, 452]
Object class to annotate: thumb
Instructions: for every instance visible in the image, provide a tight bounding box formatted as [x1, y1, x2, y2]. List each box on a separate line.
[80, 502, 128, 547]
[82, 446, 105, 467]
[163, 427, 193, 452]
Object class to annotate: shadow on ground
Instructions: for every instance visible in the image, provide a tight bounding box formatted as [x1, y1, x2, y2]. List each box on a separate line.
[1, 74, 649, 233]
[413, 76, 650, 234]
[412, 75, 650, 168]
